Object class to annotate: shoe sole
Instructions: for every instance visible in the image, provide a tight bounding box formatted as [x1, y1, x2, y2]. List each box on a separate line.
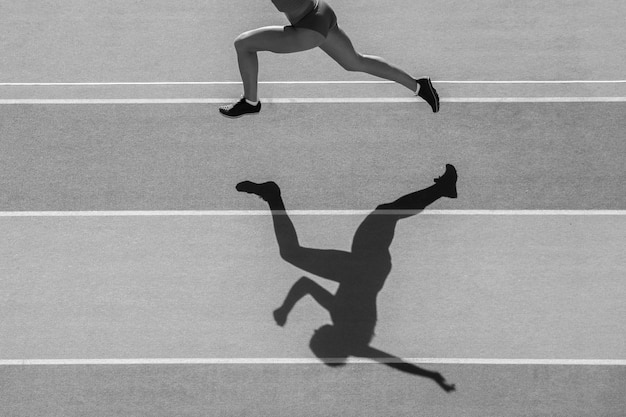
[423, 78, 439, 113]
[417, 78, 439, 113]
[219, 110, 261, 119]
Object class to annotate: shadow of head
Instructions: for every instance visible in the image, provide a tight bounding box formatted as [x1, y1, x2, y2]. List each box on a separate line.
[309, 324, 373, 367]
[309, 325, 349, 367]
[308, 325, 457, 393]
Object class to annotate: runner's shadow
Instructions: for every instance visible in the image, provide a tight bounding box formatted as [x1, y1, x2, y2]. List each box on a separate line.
[244, 166, 459, 392]
[273, 209, 456, 393]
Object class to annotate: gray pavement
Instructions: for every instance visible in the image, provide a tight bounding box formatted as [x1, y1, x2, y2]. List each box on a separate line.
[1, 0, 625, 82]
[1, 102, 625, 210]
[1, 215, 624, 360]
[2, 364, 625, 416]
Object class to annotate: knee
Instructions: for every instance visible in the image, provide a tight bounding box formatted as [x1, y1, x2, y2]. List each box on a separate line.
[340, 54, 364, 72]
[234, 31, 253, 52]
[279, 246, 297, 263]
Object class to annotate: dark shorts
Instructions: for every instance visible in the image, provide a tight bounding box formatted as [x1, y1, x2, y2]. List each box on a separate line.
[291, 0, 337, 38]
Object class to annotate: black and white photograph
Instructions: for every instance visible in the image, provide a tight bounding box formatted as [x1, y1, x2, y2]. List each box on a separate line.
[1, 0, 624, 415]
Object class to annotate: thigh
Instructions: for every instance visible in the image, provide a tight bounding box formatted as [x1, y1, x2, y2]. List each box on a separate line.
[351, 212, 400, 254]
[293, 0, 337, 38]
[286, 247, 357, 284]
[239, 25, 326, 53]
[318, 25, 360, 66]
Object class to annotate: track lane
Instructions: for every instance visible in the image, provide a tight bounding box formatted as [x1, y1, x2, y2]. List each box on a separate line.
[1, 214, 624, 360]
[1, 103, 625, 211]
[1, 0, 625, 82]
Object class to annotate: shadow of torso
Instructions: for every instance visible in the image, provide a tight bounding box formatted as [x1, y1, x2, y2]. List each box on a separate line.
[330, 212, 401, 346]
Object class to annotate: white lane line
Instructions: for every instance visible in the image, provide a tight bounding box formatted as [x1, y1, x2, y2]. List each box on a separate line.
[1, 97, 625, 105]
[1, 358, 624, 366]
[1, 210, 626, 217]
[1, 80, 626, 86]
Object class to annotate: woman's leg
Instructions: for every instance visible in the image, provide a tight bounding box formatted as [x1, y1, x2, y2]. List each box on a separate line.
[273, 276, 335, 326]
[234, 26, 325, 101]
[319, 25, 439, 112]
[319, 26, 418, 92]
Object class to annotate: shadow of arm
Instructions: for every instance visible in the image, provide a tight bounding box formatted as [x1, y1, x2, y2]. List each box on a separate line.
[355, 346, 456, 392]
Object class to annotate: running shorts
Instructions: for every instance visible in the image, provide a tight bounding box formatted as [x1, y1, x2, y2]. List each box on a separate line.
[291, 0, 337, 38]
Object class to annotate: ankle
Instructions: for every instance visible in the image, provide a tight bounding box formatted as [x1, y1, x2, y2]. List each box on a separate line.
[413, 78, 420, 95]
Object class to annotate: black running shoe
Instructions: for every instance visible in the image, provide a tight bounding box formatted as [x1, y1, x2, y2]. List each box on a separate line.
[219, 97, 261, 118]
[434, 164, 457, 198]
[417, 77, 440, 113]
[236, 181, 281, 201]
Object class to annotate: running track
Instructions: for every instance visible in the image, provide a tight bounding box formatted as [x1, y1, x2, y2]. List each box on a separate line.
[1, 0, 625, 416]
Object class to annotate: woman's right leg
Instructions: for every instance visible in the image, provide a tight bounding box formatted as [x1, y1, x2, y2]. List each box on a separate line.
[236, 181, 355, 282]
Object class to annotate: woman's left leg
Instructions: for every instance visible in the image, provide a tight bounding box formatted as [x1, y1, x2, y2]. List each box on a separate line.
[234, 26, 325, 101]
